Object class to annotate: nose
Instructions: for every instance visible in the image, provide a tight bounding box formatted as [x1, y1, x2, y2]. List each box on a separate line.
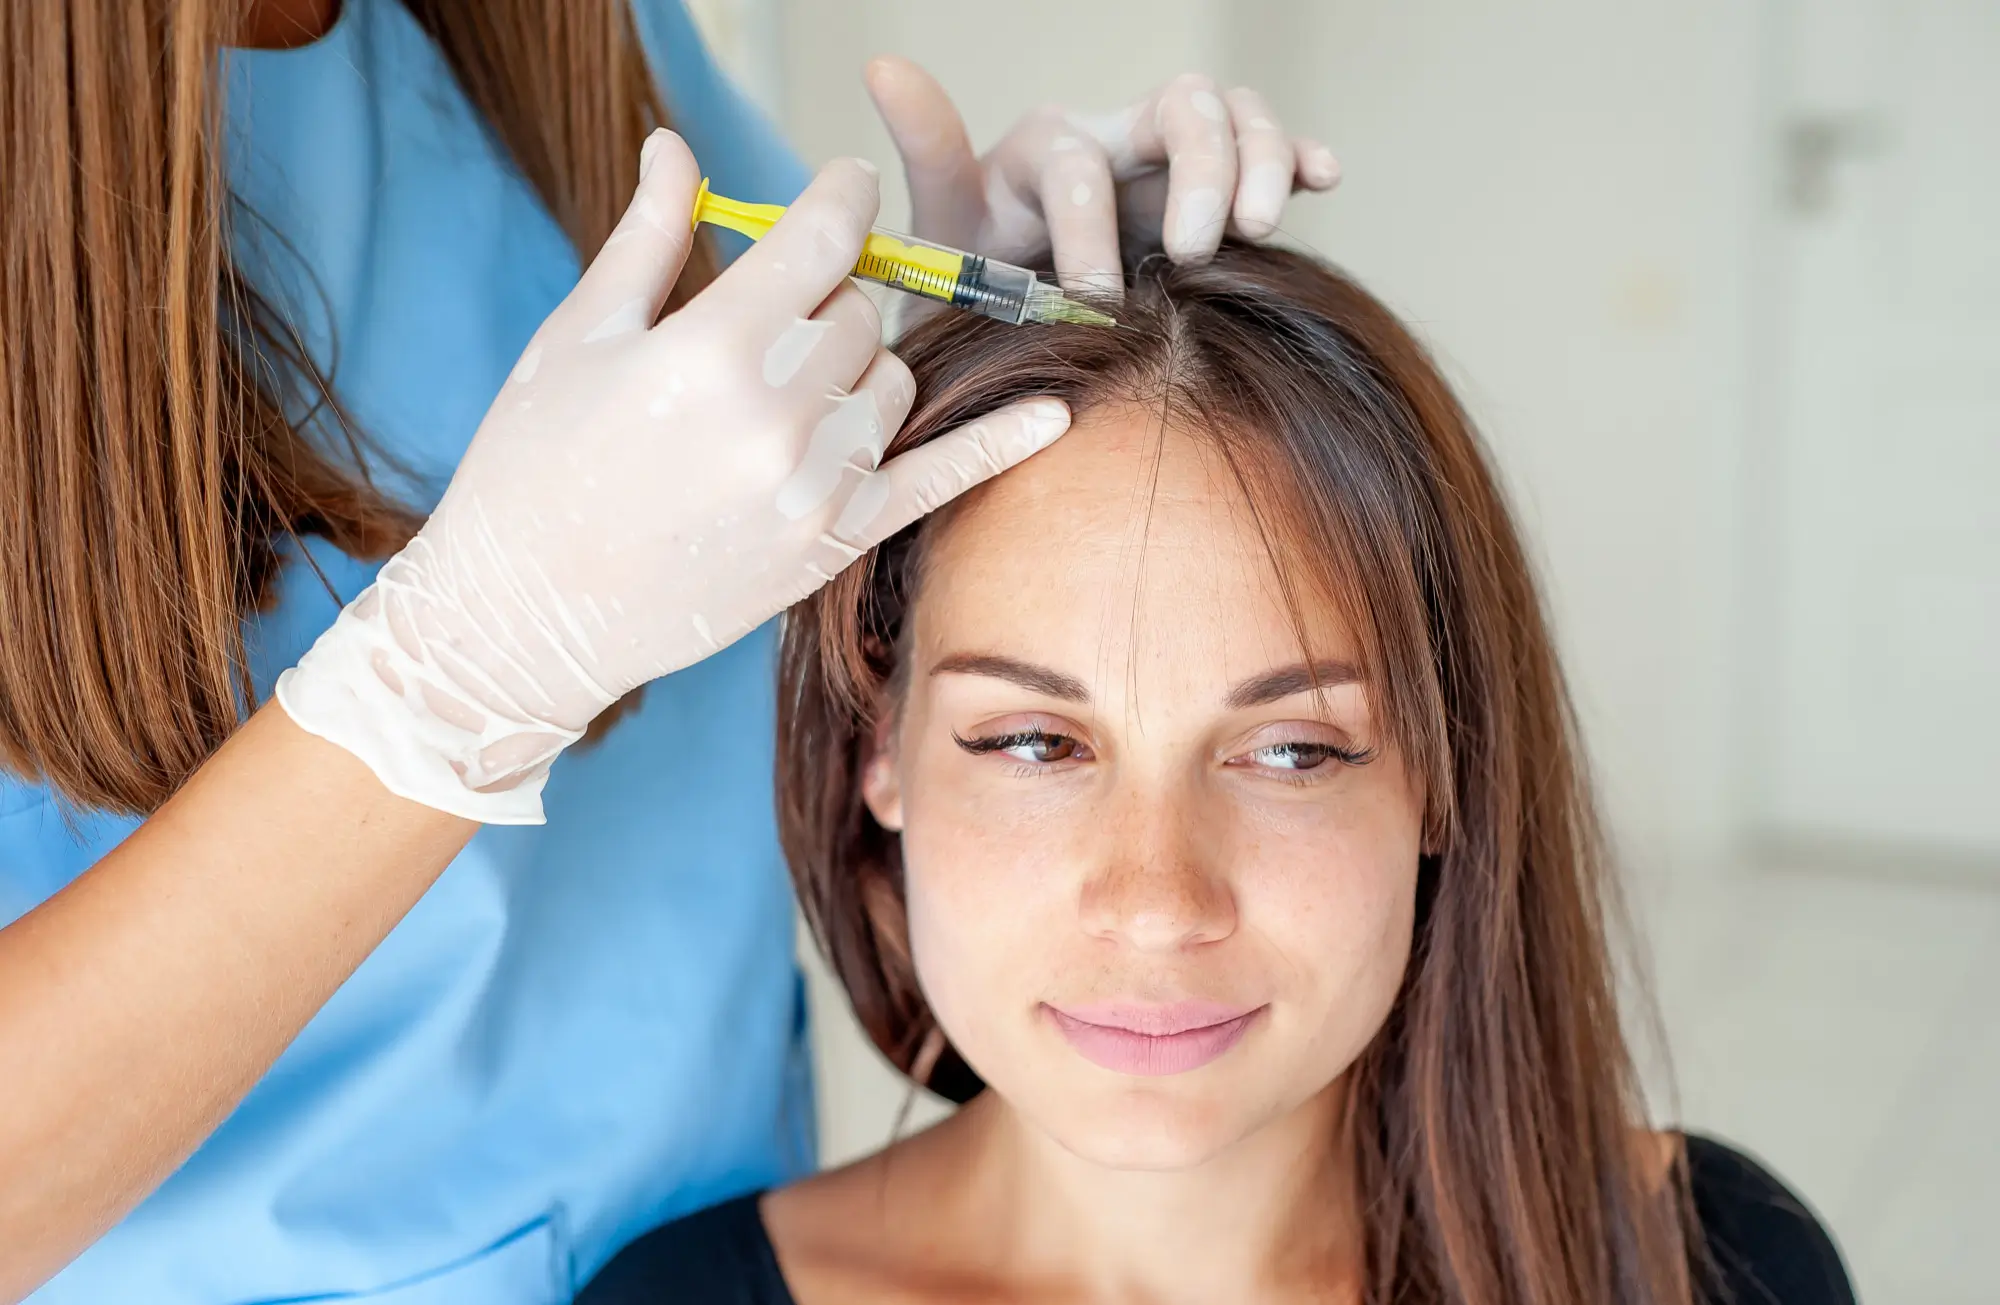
[1078, 789, 1237, 952]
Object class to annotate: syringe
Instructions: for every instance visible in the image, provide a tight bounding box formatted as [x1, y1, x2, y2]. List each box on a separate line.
[691, 180, 1117, 329]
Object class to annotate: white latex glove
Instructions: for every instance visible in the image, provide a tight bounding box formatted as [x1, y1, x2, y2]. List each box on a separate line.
[277, 132, 1071, 825]
[865, 58, 1341, 294]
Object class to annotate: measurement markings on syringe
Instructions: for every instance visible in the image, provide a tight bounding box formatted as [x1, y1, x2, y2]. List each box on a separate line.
[854, 251, 959, 301]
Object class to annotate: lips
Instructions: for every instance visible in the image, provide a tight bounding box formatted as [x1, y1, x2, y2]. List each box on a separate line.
[1045, 1001, 1264, 1076]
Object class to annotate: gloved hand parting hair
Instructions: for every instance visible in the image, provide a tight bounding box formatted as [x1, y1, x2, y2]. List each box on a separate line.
[276, 131, 1071, 825]
[866, 58, 1340, 296]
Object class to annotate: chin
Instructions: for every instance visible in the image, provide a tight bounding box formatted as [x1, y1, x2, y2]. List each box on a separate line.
[1018, 1078, 1268, 1170]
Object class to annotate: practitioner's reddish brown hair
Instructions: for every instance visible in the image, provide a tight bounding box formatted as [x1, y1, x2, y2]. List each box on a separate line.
[0, 0, 708, 813]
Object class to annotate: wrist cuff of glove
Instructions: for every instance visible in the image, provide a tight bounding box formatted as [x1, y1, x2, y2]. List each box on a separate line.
[275, 589, 584, 826]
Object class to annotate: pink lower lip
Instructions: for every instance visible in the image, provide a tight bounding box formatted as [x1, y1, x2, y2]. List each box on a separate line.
[1046, 1004, 1263, 1076]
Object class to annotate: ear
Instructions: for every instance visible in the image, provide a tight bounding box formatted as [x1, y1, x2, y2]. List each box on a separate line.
[860, 708, 906, 832]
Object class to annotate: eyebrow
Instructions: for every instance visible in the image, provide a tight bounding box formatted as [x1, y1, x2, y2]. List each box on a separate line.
[1223, 659, 1363, 709]
[929, 653, 1362, 710]
[930, 653, 1090, 702]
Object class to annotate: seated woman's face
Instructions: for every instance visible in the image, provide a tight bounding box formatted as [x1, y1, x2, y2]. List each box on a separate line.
[861, 404, 1426, 1169]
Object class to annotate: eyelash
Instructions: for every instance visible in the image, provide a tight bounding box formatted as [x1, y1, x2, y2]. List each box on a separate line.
[951, 728, 1376, 784]
[1242, 740, 1379, 781]
[952, 729, 1088, 772]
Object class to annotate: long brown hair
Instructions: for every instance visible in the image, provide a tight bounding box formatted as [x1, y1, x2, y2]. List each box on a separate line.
[778, 244, 1697, 1304]
[0, 0, 713, 814]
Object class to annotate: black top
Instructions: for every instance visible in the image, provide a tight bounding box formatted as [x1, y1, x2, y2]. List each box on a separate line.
[579, 1135, 1856, 1305]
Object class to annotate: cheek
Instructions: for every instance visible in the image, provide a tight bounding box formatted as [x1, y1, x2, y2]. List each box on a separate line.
[897, 769, 1082, 1045]
[1230, 781, 1423, 1052]
[895, 732, 1099, 937]
[1240, 811, 1417, 958]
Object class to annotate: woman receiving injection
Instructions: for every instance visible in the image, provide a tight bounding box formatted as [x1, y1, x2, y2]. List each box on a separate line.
[581, 242, 1858, 1305]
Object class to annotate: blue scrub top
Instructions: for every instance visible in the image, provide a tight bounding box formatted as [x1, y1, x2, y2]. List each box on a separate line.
[2, 3, 813, 1301]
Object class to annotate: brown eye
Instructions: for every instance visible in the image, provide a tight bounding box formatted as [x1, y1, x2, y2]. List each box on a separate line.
[953, 729, 1088, 765]
[1254, 742, 1335, 771]
[1234, 738, 1377, 775]
[1007, 732, 1078, 764]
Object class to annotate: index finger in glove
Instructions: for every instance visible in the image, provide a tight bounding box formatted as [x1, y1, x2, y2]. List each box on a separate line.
[826, 398, 1072, 550]
[864, 56, 988, 251]
[984, 116, 1123, 293]
[1071, 74, 1238, 263]
[1221, 87, 1295, 241]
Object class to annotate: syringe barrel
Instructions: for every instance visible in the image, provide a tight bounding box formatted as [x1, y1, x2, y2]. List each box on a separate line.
[939, 255, 1037, 325]
[851, 229, 1035, 326]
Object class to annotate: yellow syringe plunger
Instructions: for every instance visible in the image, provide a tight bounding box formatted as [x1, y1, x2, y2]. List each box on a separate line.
[691, 179, 1115, 329]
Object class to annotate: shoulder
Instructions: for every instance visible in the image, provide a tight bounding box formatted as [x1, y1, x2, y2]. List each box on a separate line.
[1682, 1133, 1857, 1305]
[578, 1193, 792, 1305]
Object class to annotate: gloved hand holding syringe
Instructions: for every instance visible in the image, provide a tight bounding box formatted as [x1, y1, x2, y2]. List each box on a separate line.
[277, 139, 1075, 825]
[692, 180, 1118, 328]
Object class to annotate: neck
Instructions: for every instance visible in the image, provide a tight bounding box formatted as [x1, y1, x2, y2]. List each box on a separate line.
[233, 0, 343, 51]
[944, 1084, 1364, 1304]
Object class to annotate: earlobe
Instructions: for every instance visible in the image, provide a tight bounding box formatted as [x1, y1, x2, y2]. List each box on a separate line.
[860, 713, 906, 832]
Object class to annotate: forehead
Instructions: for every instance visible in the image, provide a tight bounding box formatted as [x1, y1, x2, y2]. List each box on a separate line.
[913, 404, 1359, 693]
